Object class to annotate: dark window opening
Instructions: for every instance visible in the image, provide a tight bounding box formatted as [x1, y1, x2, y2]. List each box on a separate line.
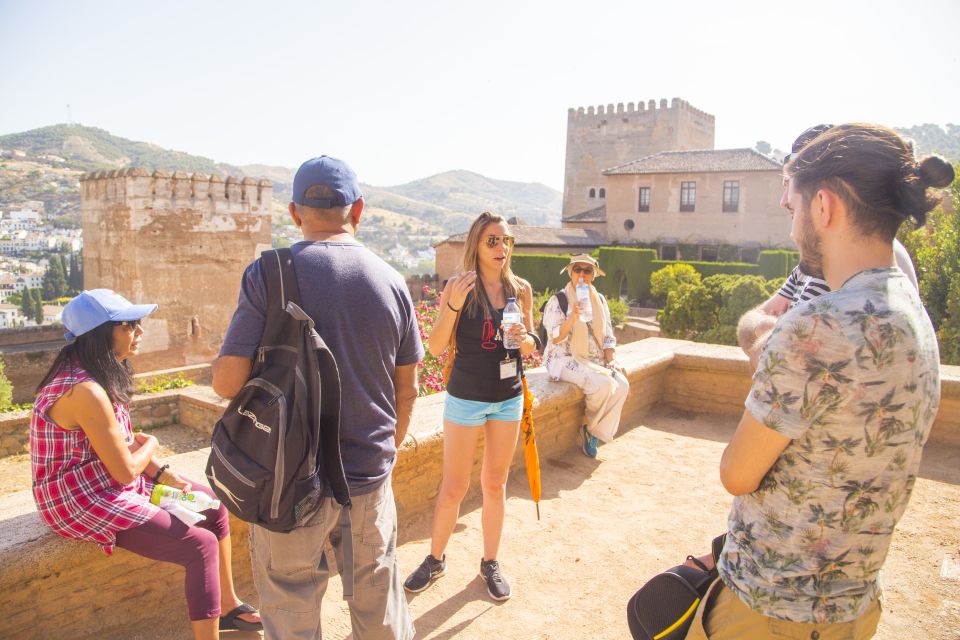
[638, 187, 650, 212]
[700, 246, 718, 262]
[598, 188, 606, 199]
[680, 181, 696, 212]
[588, 188, 596, 199]
[661, 245, 678, 260]
[723, 180, 740, 212]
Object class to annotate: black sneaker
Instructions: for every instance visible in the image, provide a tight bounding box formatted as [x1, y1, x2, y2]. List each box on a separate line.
[479, 558, 511, 601]
[404, 554, 446, 593]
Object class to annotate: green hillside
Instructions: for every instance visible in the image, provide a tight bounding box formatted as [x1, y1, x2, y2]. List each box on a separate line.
[895, 124, 960, 162]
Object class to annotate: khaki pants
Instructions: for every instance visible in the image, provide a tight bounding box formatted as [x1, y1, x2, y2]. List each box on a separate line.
[557, 361, 629, 442]
[250, 481, 414, 640]
[685, 581, 881, 640]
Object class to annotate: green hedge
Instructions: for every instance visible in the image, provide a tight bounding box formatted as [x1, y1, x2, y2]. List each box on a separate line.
[511, 254, 572, 293]
[757, 250, 799, 279]
[652, 260, 760, 279]
[597, 247, 657, 301]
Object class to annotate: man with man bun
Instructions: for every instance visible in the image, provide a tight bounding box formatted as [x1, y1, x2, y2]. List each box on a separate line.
[684, 124, 953, 639]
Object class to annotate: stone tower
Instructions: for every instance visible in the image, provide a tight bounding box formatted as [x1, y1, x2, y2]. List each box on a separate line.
[79, 168, 273, 370]
[562, 97, 715, 218]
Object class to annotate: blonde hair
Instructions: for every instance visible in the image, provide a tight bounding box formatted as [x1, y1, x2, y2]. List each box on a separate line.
[460, 211, 525, 317]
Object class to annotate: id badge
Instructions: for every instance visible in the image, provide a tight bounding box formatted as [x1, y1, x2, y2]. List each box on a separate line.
[499, 357, 517, 380]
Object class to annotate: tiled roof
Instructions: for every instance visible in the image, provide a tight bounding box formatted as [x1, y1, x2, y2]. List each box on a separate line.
[439, 225, 606, 248]
[562, 204, 606, 223]
[604, 148, 782, 175]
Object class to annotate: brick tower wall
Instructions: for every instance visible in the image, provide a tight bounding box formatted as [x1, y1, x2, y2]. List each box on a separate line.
[80, 168, 273, 371]
[562, 97, 715, 217]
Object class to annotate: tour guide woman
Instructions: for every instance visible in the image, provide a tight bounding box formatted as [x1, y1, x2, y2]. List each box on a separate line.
[404, 211, 535, 601]
[542, 254, 629, 458]
[30, 289, 260, 639]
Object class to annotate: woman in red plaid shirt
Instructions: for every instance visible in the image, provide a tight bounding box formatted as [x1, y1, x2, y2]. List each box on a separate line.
[30, 290, 260, 639]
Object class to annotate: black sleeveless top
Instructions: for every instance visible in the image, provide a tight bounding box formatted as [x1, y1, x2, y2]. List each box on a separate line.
[445, 301, 523, 403]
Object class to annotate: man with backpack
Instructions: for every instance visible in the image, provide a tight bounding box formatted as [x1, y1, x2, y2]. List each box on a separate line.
[212, 155, 423, 640]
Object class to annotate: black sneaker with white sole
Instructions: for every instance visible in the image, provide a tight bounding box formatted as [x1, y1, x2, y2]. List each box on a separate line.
[479, 558, 511, 601]
[404, 554, 446, 593]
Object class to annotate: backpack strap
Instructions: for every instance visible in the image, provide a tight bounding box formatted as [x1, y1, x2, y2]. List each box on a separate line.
[556, 290, 568, 314]
[260, 248, 304, 347]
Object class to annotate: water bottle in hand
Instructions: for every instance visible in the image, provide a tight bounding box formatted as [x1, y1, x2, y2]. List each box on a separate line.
[501, 297, 522, 349]
[151, 484, 221, 513]
[576, 277, 593, 323]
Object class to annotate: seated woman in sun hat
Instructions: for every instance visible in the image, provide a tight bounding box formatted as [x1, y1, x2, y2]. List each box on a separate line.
[30, 289, 261, 639]
[541, 254, 629, 458]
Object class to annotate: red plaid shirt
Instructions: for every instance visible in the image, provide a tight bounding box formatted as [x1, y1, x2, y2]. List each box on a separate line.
[31, 365, 158, 555]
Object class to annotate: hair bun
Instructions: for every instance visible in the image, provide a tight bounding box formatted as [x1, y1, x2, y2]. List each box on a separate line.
[918, 155, 955, 189]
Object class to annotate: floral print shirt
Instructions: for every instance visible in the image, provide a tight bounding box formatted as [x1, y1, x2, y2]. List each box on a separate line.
[719, 268, 941, 624]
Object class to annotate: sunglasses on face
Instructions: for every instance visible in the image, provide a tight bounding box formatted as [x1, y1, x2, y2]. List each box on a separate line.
[112, 319, 142, 330]
[484, 235, 515, 249]
[572, 266, 594, 274]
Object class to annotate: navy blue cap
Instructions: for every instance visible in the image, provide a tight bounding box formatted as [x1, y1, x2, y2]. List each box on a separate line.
[291, 156, 362, 208]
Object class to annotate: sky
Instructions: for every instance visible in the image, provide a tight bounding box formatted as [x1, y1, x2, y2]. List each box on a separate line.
[1, 0, 958, 191]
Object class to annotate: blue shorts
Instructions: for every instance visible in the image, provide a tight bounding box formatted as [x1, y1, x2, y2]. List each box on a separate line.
[443, 394, 523, 426]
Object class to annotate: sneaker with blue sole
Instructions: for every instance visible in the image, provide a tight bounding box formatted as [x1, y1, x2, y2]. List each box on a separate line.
[581, 425, 598, 458]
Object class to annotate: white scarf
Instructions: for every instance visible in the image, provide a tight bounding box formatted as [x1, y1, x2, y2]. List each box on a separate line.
[564, 282, 606, 363]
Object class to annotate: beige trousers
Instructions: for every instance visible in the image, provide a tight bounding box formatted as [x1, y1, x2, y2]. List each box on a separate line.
[557, 360, 629, 442]
[685, 580, 882, 640]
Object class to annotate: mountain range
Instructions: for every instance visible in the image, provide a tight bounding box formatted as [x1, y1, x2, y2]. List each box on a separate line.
[0, 124, 563, 232]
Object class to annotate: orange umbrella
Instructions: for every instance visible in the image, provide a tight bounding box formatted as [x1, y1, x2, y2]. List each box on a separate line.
[520, 376, 542, 519]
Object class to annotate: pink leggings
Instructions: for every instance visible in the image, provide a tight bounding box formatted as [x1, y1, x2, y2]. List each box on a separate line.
[115, 480, 229, 621]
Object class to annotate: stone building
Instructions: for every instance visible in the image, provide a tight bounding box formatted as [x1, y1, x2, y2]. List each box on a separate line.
[565, 148, 787, 260]
[563, 98, 715, 218]
[80, 168, 272, 371]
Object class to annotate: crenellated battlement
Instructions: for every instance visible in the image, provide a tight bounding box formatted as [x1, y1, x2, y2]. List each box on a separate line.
[567, 97, 715, 124]
[79, 168, 273, 212]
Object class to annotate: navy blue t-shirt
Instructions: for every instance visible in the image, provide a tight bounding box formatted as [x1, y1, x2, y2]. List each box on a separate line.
[219, 240, 424, 495]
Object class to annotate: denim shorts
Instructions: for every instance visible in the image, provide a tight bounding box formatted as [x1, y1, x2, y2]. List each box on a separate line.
[443, 393, 523, 426]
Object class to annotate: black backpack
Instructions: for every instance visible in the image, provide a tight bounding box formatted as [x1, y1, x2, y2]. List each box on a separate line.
[205, 248, 351, 533]
[536, 290, 568, 354]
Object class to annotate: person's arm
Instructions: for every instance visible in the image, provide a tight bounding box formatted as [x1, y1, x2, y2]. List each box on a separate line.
[552, 297, 581, 344]
[212, 355, 253, 399]
[428, 272, 476, 357]
[49, 382, 158, 485]
[510, 280, 537, 357]
[393, 363, 418, 447]
[719, 410, 792, 496]
[737, 292, 789, 371]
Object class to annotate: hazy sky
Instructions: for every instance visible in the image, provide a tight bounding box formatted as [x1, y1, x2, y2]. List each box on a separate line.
[1, 0, 957, 190]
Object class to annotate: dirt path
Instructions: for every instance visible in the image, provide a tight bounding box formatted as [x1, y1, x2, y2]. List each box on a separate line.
[315, 407, 960, 640]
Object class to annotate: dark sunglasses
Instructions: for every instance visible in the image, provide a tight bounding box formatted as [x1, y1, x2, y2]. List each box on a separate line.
[572, 266, 594, 274]
[484, 235, 515, 249]
[112, 319, 142, 329]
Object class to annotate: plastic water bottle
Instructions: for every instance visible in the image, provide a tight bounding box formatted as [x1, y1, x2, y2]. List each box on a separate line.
[576, 277, 593, 323]
[501, 297, 522, 349]
[151, 484, 221, 513]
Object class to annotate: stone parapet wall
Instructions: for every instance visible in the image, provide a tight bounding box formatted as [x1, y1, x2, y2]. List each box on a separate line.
[1, 339, 957, 638]
[0, 325, 64, 347]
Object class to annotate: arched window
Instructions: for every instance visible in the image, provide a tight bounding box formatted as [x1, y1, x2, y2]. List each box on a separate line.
[588, 188, 596, 199]
[598, 188, 606, 199]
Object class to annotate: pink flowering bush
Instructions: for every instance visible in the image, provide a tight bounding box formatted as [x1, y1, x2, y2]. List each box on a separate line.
[415, 286, 544, 397]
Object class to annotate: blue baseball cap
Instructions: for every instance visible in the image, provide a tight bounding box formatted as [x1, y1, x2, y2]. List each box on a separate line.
[61, 289, 158, 341]
[291, 155, 362, 208]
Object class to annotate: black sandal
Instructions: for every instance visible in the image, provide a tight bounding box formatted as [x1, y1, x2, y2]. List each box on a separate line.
[219, 603, 263, 632]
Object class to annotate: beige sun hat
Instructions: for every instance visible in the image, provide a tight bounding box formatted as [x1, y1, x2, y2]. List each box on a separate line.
[560, 253, 606, 277]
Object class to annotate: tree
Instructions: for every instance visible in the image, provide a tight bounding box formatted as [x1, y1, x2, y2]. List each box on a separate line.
[899, 163, 960, 364]
[42, 258, 68, 299]
[756, 140, 772, 156]
[650, 263, 702, 306]
[19, 288, 33, 318]
[69, 252, 83, 291]
[33, 293, 44, 325]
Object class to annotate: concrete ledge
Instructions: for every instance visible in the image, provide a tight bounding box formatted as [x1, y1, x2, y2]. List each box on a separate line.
[2, 338, 957, 639]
